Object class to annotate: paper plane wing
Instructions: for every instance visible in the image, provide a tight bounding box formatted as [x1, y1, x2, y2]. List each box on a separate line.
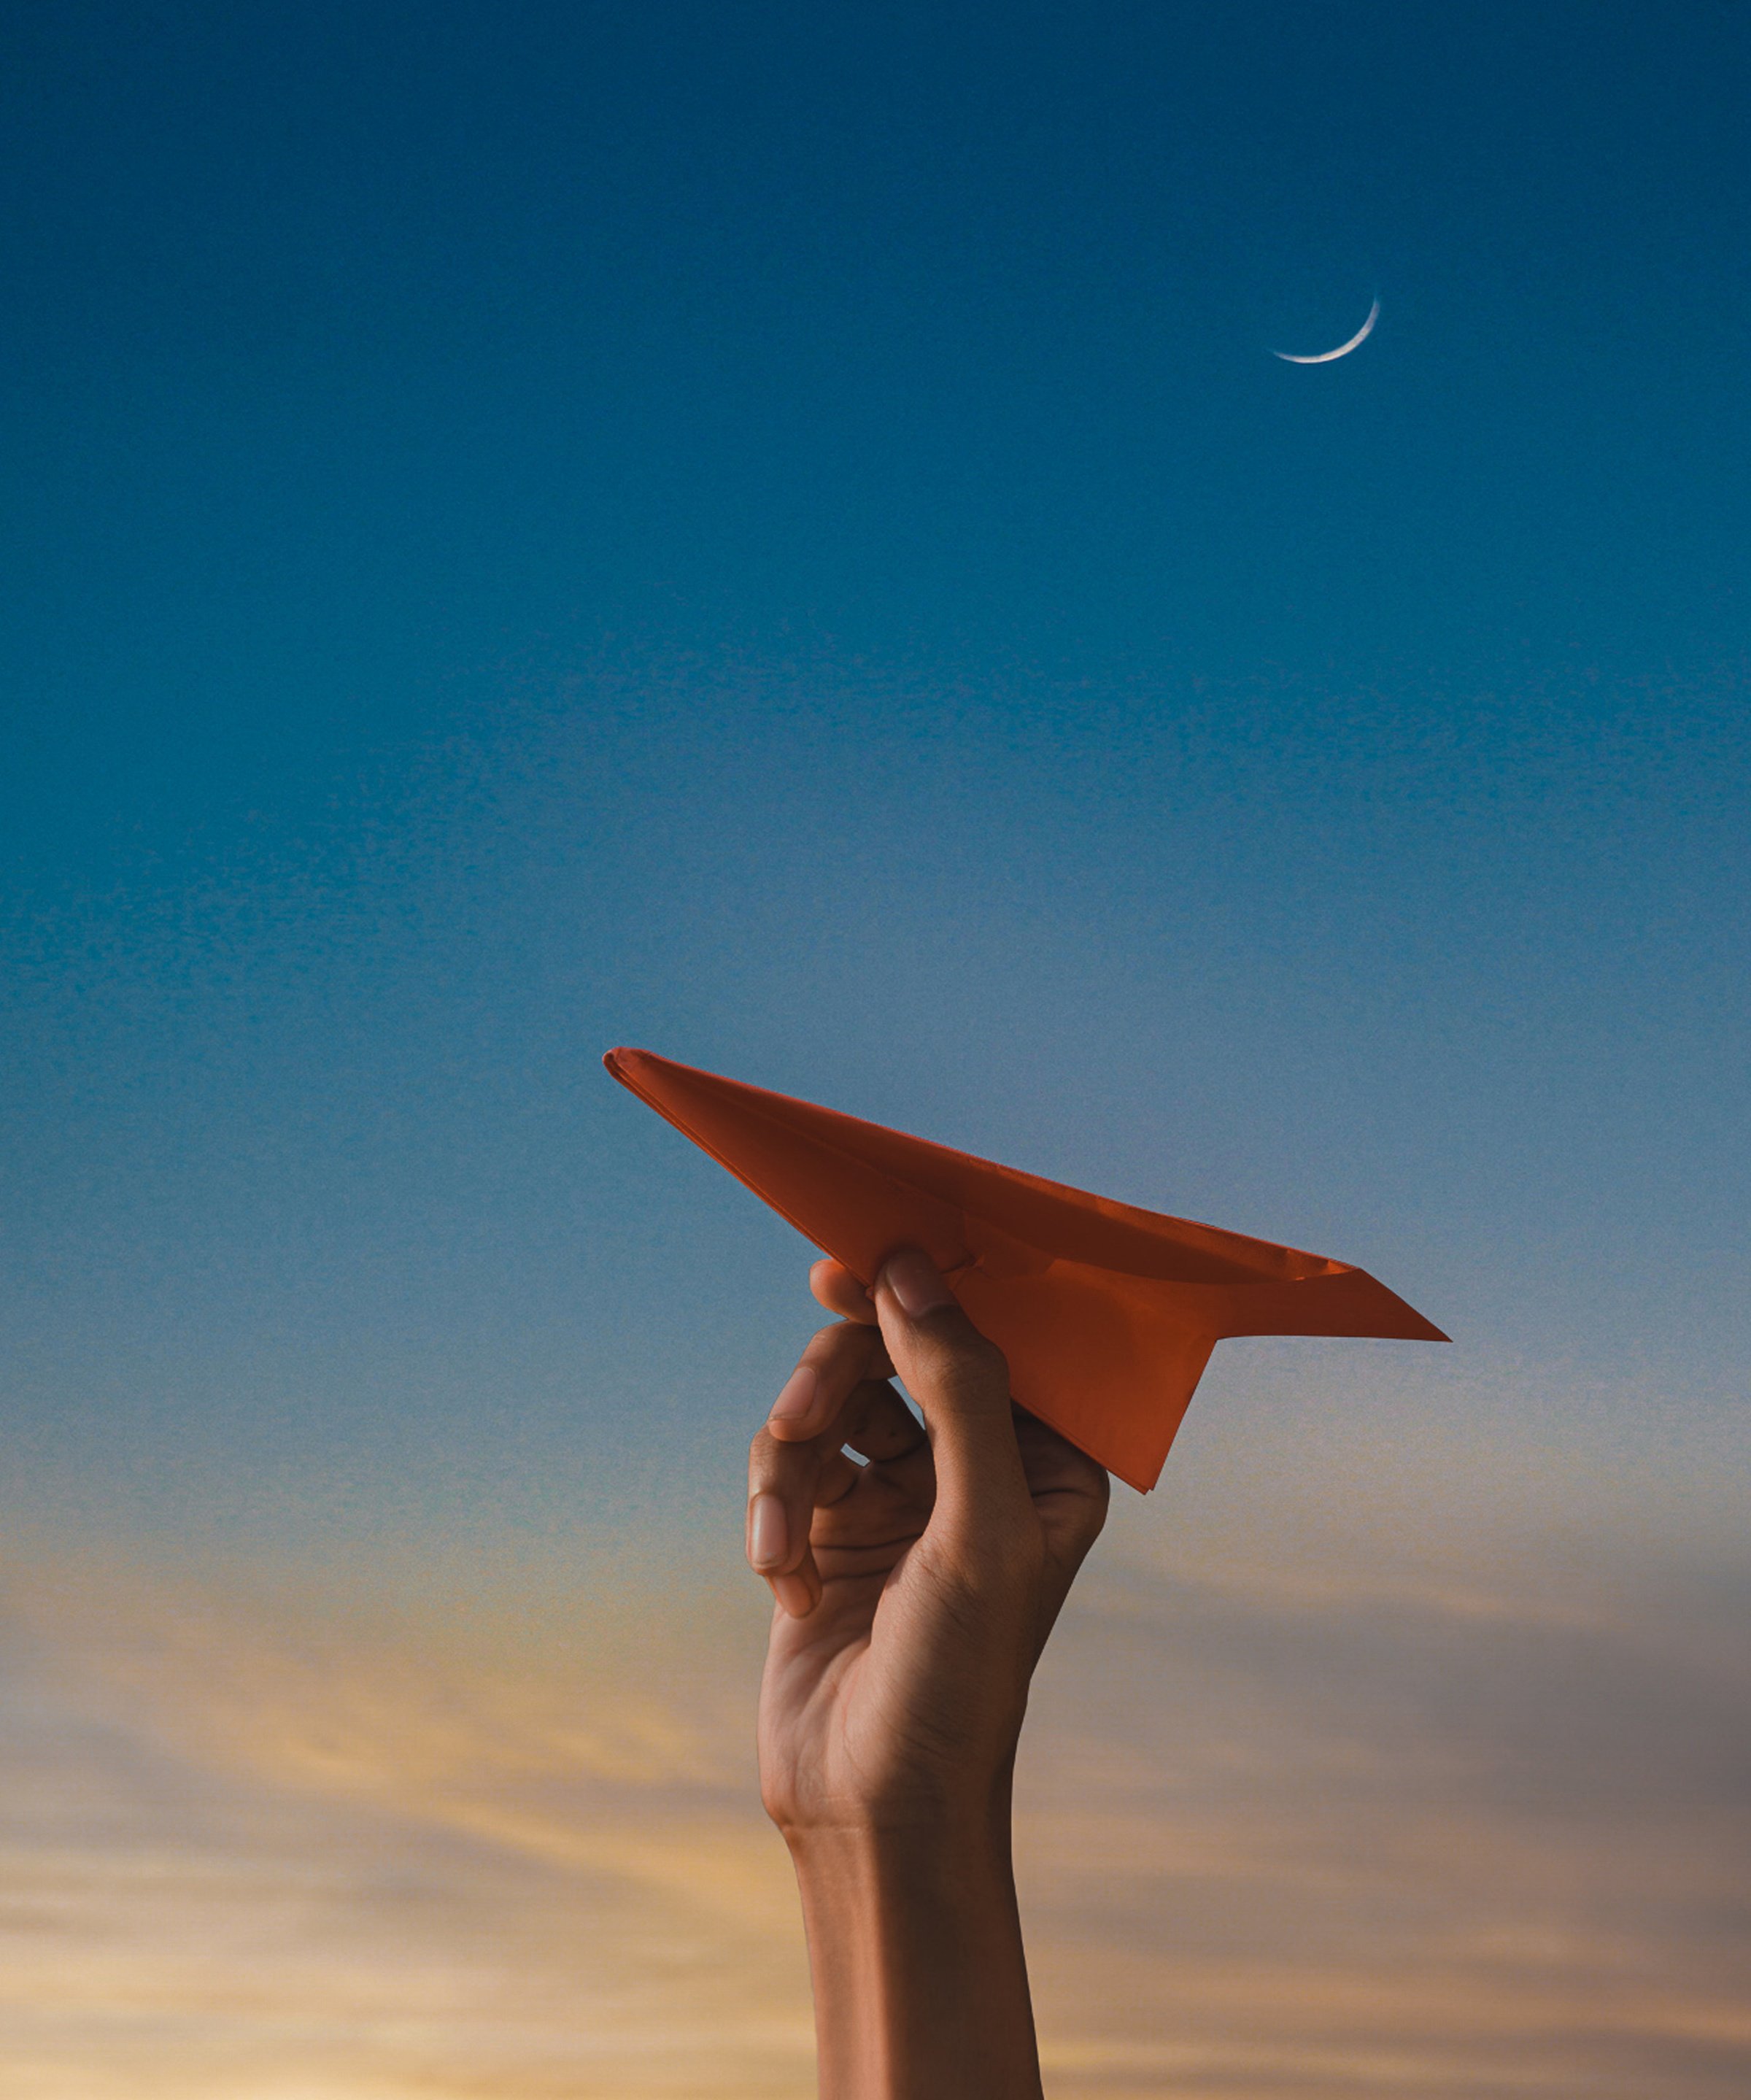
[604, 1047, 1447, 1492]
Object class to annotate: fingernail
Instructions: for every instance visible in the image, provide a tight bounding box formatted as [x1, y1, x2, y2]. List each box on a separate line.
[769, 1364, 818, 1425]
[881, 1247, 954, 1319]
[748, 1493, 788, 1571]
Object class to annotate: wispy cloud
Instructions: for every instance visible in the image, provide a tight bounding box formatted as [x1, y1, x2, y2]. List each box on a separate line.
[1017, 1536, 1751, 2099]
[2, 1505, 1747, 2099]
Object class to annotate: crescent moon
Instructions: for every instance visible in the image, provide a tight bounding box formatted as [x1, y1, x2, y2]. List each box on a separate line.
[1273, 296, 1380, 364]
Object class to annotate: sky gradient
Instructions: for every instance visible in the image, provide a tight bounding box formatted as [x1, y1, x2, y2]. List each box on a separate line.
[1, 4, 1747, 2093]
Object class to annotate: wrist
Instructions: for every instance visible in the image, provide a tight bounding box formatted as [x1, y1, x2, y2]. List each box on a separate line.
[784, 1800, 1041, 2100]
[775, 1756, 1016, 1853]
[784, 1802, 1014, 1904]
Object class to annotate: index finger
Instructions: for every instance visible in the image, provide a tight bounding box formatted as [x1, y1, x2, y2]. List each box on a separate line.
[810, 1257, 878, 1325]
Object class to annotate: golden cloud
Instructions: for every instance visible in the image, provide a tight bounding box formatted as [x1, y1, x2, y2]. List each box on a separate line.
[1, 1505, 1747, 2099]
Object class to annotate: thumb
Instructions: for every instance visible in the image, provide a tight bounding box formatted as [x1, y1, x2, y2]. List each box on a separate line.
[873, 1248, 1031, 1546]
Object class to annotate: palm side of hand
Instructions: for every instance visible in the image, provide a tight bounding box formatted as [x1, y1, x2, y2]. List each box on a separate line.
[748, 1254, 1109, 1834]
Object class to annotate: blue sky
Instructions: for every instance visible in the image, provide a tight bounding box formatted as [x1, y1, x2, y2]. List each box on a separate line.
[2, 1, 1746, 1566]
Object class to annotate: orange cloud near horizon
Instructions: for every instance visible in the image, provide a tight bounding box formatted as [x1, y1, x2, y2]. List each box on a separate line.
[4, 1484, 1747, 2100]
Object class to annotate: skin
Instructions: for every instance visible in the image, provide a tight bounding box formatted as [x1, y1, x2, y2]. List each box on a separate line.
[746, 1245, 1110, 2100]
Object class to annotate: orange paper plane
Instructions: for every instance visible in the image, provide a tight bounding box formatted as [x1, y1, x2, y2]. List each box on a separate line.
[604, 1047, 1447, 1492]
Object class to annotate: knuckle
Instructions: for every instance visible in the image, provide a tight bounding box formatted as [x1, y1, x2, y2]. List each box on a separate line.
[812, 1316, 875, 1356]
[917, 1321, 1009, 1393]
[951, 1325, 1008, 1372]
[746, 1427, 786, 1485]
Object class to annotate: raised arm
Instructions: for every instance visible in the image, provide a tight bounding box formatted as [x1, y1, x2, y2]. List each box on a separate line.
[746, 1246, 1110, 2099]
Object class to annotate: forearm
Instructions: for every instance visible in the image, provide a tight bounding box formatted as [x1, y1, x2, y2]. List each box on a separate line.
[786, 1796, 1044, 2100]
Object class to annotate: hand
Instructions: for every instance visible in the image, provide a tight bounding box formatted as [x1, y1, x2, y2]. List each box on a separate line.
[744, 1246, 1110, 2099]
[748, 1246, 1110, 1833]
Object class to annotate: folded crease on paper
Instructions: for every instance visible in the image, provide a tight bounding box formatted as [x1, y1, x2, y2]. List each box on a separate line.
[604, 1046, 1447, 1492]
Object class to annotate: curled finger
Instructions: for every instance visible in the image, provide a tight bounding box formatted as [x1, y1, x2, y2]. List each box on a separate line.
[746, 1421, 824, 1612]
[765, 1318, 888, 1445]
